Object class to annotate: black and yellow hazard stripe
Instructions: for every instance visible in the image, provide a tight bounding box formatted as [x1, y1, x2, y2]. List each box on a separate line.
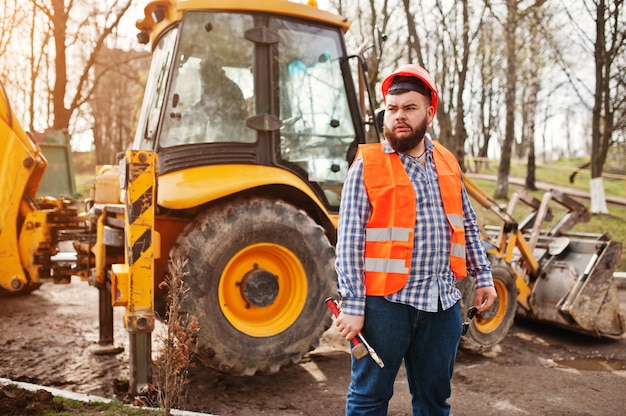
[120, 150, 157, 332]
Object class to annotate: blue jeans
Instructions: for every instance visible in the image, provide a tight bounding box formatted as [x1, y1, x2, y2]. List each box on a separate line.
[345, 297, 462, 416]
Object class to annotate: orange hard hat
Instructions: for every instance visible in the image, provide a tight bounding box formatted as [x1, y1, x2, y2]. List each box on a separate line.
[381, 64, 438, 114]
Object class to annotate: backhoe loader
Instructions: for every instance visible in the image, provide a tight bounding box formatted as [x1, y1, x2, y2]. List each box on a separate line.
[1, 0, 623, 395]
[460, 177, 624, 347]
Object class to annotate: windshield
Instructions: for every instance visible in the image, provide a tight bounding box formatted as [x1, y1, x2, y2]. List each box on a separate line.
[133, 28, 178, 150]
[272, 19, 355, 206]
[159, 12, 255, 147]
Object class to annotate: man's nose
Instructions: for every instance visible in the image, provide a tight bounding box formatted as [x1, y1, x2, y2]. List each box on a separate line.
[394, 109, 407, 120]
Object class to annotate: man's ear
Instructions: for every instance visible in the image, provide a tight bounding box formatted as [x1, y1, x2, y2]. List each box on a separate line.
[427, 105, 435, 125]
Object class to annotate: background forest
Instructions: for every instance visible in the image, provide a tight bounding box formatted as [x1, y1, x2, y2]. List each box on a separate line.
[0, 0, 624, 210]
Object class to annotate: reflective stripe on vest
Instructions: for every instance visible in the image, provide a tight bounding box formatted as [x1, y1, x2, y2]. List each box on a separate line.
[359, 142, 467, 296]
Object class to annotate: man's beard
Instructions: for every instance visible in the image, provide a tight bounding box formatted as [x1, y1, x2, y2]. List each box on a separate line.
[384, 115, 428, 154]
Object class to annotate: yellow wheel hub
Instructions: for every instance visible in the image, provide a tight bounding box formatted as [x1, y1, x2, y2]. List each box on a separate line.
[474, 278, 509, 334]
[218, 243, 307, 337]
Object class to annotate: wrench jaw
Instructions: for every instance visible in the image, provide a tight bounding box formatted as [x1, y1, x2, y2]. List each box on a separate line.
[368, 350, 385, 368]
[370, 353, 385, 368]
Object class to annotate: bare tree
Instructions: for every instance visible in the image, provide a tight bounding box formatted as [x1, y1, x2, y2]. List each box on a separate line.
[92, 48, 150, 164]
[0, 1, 30, 113]
[402, 0, 486, 172]
[469, 17, 504, 173]
[451, 0, 471, 169]
[589, 0, 625, 213]
[402, 0, 425, 67]
[0, 1, 24, 60]
[30, 0, 134, 135]
[429, 1, 457, 152]
[521, 10, 543, 191]
[28, 2, 52, 132]
[487, 0, 547, 199]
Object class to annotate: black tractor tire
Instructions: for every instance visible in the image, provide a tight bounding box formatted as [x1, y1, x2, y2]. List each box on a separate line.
[457, 255, 518, 352]
[168, 196, 336, 375]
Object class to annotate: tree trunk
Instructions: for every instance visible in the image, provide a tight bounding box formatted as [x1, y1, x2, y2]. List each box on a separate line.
[494, 0, 518, 200]
[402, 0, 425, 67]
[591, 0, 608, 214]
[475, 21, 495, 173]
[452, 0, 470, 171]
[524, 12, 540, 191]
[51, 0, 71, 131]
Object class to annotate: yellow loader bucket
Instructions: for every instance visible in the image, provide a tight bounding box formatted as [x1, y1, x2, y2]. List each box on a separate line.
[519, 237, 625, 338]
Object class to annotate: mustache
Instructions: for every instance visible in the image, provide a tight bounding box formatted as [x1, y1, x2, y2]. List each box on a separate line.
[393, 121, 413, 130]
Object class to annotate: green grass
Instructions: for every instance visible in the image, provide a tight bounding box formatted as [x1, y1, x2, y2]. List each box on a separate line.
[72, 151, 96, 199]
[0, 383, 161, 416]
[74, 173, 95, 199]
[47, 396, 161, 415]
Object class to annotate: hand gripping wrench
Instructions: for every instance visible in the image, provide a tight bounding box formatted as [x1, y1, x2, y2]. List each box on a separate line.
[325, 297, 384, 368]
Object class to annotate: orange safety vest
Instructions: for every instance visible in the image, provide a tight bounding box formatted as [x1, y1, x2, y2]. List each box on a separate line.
[359, 142, 467, 296]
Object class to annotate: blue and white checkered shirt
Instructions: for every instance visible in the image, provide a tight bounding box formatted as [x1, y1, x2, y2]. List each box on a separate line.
[335, 138, 493, 316]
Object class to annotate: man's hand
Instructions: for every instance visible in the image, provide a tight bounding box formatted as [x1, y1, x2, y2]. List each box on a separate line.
[475, 286, 497, 313]
[335, 312, 365, 342]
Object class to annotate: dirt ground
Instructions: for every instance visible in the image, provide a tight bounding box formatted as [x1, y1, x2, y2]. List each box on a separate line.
[1, 277, 625, 416]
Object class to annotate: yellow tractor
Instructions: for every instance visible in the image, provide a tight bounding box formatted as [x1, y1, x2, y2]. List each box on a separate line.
[1, 0, 623, 395]
[0, 82, 90, 294]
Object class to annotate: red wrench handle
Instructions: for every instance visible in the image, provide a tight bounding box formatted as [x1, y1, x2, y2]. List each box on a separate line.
[325, 297, 341, 316]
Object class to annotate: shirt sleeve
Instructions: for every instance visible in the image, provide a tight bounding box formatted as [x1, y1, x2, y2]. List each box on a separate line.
[334, 156, 370, 316]
[460, 178, 494, 288]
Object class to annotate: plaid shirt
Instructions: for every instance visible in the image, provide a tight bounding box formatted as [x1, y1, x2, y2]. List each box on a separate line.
[335, 138, 493, 316]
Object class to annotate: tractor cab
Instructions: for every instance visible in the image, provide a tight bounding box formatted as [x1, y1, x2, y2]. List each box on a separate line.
[133, 5, 367, 210]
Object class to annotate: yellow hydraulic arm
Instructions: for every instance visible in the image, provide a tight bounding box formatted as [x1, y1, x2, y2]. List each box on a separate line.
[462, 174, 536, 309]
